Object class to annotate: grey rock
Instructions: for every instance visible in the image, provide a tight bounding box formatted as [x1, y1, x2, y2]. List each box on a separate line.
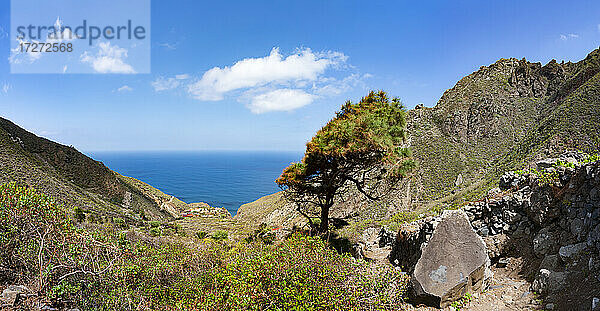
[455, 174, 464, 187]
[411, 210, 491, 308]
[533, 228, 556, 257]
[593, 297, 600, 310]
[503, 209, 520, 224]
[528, 189, 556, 224]
[591, 187, 599, 200]
[1, 285, 29, 306]
[531, 269, 566, 294]
[587, 165, 595, 179]
[389, 220, 432, 273]
[559, 243, 587, 262]
[545, 303, 554, 310]
[499, 172, 527, 190]
[487, 187, 502, 197]
[361, 227, 378, 245]
[571, 218, 584, 237]
[590, 256, 600, 272]
[558, 151, 587, 163]
[536, 159, 557, 170]
[592, 207, 600, 220]
[540, 255, 562, 271]
[351, 243, 365, 260]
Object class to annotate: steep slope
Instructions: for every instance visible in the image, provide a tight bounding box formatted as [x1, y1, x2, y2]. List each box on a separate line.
[237, 48, 600, 234]
[416, 49, 600, 208]
[0, 117, 187, 222]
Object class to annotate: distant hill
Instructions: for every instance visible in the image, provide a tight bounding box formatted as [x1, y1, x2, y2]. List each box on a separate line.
[0, 117, 188, 223]
[237, 48, 600, 234]
[406, 48, 600, 210]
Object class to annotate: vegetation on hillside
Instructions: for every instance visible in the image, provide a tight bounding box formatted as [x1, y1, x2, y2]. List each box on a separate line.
[276, 91, 415, 232]
[0, 183, 408, 310]
[0, 117, 186, 226]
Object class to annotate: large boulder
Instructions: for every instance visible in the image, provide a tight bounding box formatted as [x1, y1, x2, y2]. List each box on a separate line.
[411, 210, 491, 308]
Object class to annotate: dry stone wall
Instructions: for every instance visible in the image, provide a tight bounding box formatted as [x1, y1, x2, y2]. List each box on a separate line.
[389, 152, 600, 308]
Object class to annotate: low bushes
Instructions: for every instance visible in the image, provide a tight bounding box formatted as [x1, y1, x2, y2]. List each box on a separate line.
[0, 183, 408, 310]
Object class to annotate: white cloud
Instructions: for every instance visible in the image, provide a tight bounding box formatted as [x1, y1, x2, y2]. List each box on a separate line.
[312, 73, 371, 97]
[117, 85, 133, 92]
[152, 74, 189, 92]
[248, 89, 315, 114]
[149, 47, 364, 113]
[81, 42, 135, 74]
[2, 83, 10, 94]
[560, 33, 579, 41]
[187, 47, 348, 101]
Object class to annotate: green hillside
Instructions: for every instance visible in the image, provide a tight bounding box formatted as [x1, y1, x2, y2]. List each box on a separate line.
[0, 117, 186, 224]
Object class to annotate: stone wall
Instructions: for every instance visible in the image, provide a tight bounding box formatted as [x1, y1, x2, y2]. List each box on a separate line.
[390, 153, 600, 308]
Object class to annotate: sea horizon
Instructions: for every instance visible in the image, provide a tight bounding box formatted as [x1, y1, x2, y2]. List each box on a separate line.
[88, 150, 303, 215]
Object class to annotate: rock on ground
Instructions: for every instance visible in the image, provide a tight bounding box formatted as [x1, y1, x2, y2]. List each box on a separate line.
[411, 210, 491, 308]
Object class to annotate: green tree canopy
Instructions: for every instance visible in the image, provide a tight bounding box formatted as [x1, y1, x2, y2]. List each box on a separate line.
[276, 91, 415, 232]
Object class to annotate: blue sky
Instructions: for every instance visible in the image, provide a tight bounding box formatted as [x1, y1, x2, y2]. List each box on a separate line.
[1, 0, 600, 151]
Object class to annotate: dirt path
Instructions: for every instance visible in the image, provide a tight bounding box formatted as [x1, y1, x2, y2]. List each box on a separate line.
[402, 259, 544, 311]
[462, 274, 541, 311]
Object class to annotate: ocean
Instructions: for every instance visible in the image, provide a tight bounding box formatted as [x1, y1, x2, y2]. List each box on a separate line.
[88, 151, 302, 215]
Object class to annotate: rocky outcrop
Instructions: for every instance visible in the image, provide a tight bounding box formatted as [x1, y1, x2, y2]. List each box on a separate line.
[411, 210, 491, 308]
[391, 153, 600, 309]
[1, 285, 29, 307]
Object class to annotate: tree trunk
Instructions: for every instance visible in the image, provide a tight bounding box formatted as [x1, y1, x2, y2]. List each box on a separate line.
[319, 204, 330, 232]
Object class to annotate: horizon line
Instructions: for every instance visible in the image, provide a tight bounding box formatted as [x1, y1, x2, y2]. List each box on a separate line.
[82, 149, 305, 153]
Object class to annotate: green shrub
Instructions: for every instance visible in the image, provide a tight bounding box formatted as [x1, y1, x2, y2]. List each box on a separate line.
[451, 292, 473, 310]
[149, 227, 161, 236]
[112, 217, 128, 228]
[196, 231, 208, 239]
[211, 230, 228, 241]
[149, 220, 161, 228]
[73, 207, 85, 222]
[244, 223, 275, 244]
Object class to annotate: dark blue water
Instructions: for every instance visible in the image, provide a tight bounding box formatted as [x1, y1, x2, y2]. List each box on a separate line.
[88, 151, 302, 215]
